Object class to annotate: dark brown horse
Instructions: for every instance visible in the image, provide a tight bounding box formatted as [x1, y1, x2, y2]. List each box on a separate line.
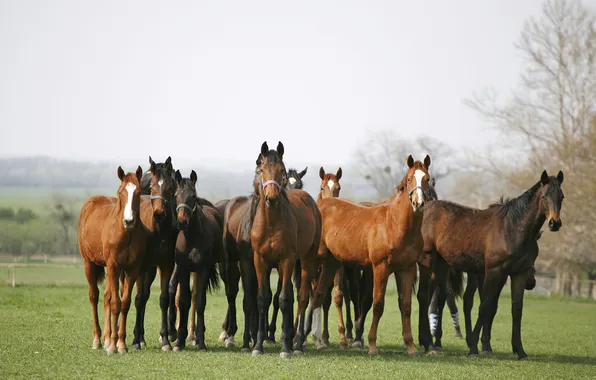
[417, 170, 564, 359]
[78, 166, 145, 354]
[171, 170, 221, 351]
[251, 141, 322, 358]
[127, 156, 178, 351]
[313, 155, 433, 355]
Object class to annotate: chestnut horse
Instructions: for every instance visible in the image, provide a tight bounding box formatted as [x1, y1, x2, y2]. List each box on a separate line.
[171, 170, 221, 351]
[313, 155, 433, 355]
[306, 166, 361, 349]
[126, 156, 179, 351]
[417, 170, 564, 359]
[251, 141, 322, 358]
[78, 166, 145, 354]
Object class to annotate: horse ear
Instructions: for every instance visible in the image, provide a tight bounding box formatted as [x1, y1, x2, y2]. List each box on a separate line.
[165, 161, 173, 174]
[406, 155, 414, 168]
[117, 166, 125, 181]
[430, 177, 436, 188]
[190, 170, 198, 185]
[319, 167, 325, 180]
[424, 155, 431, 168]
[277, 141, 284, 159]
[261, 141, 269, 157]
[336, 167, 343, 180]
[136, 166, 143, 182]
[149, 156, 156, 173]
[299, 167, 308, 178]
[557, 170, 564, 184]
[165, 156, 171, 165]
[255, 153, 262, 166]
[541, 170, 549, 185]
[175, 170, 182, 185]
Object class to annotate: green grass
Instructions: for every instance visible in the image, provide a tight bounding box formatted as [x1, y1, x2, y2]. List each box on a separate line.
[1, 276, 595, 380]
[0, 187, 111, 216]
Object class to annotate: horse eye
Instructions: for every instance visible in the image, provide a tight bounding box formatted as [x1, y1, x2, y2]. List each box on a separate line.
[407, 178, 411, 182]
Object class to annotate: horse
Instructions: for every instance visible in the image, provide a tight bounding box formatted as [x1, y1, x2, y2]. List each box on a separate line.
[286, 167, 308, 190]
[170, 169, 221, 351]
[305, 166, 361, 349]
[312, 154, 433, 355]
[251, 141, 322, 358]
[78, 166, 146, 354]
[417, 170, 564, 359]
[120, 157, 179, 351]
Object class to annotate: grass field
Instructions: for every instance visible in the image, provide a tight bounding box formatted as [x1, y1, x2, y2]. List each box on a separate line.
[1, 268, 595, 380]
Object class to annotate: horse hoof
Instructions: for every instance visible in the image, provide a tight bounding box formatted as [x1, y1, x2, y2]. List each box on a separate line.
[481, 350, 492, 356]
[218, 331, 228, 343]
[518, 355, 529, 361]
[368, 349, 378, 355]
[190, 340, 196, 347]
[468, 352, 479, 358]
[293, 350, 304, 356]
[198, 348, 208, 353]
[173, 346, 183, 352]
[426, 349, 439, 356]
[140, 341, 146, 348]
[161, 345, 172, 352]
[280, 352, 292, 359]
[408, 350, 419, 357]
[241, 348, 251, 353]
[225, 336, 235, 348]
[118, 347, 128, 354]
[131, 344, 141, 350]
[92, 342, 102, 350]
[352, 341, 363, 349]
[347, 338, 354, 344]
[339, 344, 347, 351]
[252, 350, 263, 357]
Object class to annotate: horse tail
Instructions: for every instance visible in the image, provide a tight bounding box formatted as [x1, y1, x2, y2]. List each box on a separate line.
[97, 266, 105, 285]
[293, 259, 302, 291]
[207, 262, 221, 294]
[412, 264, 418, 294]
[447, 267, 464, 299]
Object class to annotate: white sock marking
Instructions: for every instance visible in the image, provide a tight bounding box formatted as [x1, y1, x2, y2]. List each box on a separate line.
[123, 182, 137, 223]
[327, 180, 334, 190]
[312, 307, 322, 340]
[429, 312, 438, 330]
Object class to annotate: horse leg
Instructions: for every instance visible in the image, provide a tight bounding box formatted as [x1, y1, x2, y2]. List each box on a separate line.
[223, 261, 240, 348]
[105, 262, 121, 355]
[219, 264, 230, 344]
[131, 266, 148, 349]
[428, 284, 440, 339]
[367, 262, 390, 355]
[252, 254, 271, 356]
[194, 268, 210, 352]
[117, 266, 140, 354]
[310, 257, 339, 350]
[103, 280, 112, 350]
[84, 261, 102, 350]
[345, 266, 359, 344]
[322, 282, 333, 347]
[173, 268, 191, 351]
[294, 256, 317, 354]
[467, 269, 506, 356]
[416, 264, 434, 353]
[167, 263, 179, 342]
[353, 266, 373, 349]
[158, 263, 174, 350]
[395, 265, 418, 355]
[433, 281, 447, 349]
[188, 272, 197, 345]
[267, 268, 281, 344]
[278, 258, 296, 358]
[510, 271, 529, 359]
[462, 273, 477, 339]
[446, 284, 462, 338]
[333, 266, 348, 349]
[480, 275, 507, 354]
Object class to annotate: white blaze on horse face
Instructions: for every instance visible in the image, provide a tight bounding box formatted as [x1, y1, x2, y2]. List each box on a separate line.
[158, 179, 164, 191]
[123, 182, 137, 223]
[414, 170, 425, 205]
[327, 180, 334, 190]
[289, 177, 297, 185]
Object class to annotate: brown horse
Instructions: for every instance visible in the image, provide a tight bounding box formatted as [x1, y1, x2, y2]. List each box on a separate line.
[78, 166, 145, 354]
[313, 155, 433, 355]
[306, 166, 361, 349]
[251, 141, 322, 358]
[171, 170, 221, 351]
[128, 156, 178, 351]
[417, 170, 564, 359]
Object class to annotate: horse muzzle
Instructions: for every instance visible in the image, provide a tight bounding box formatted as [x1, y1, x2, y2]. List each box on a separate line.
[123, 218, 136, 229]
[411, 199, 425, 212]
[265, 194, 279, 207]
[548, 218, 562, 231]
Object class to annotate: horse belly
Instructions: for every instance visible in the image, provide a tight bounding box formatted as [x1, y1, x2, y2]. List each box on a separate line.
[446, 251, 484, 273]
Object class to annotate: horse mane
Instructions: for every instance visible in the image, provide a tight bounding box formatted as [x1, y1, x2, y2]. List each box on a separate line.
[490, 181, 542, 225]
[140, 163, 177, 196]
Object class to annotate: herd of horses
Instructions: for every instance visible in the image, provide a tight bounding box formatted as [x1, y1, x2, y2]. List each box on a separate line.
[77, 141, 565, 360]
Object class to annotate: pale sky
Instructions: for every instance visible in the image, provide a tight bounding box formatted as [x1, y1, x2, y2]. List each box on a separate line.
[0, 0, 557, 170]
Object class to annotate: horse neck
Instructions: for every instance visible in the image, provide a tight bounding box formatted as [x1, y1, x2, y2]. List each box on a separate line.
[512, 191, 545, 241]
[182, 211, 201, 243]
[388, 190, 421, 233]
[256, 191, 289, 228]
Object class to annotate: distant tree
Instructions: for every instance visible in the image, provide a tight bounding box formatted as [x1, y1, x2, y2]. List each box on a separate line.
[0, 207, 15, 220]
[353, 130, 458, 200]
[465, 0, 596, 290]
[14, 208, 37, 224]
[50, 194, 77, 256]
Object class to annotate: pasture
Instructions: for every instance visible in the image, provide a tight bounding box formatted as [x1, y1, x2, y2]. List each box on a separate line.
[0, 267, 595, 379]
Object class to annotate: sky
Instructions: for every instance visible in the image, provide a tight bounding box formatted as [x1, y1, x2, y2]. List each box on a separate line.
[0, 0, 558, 171]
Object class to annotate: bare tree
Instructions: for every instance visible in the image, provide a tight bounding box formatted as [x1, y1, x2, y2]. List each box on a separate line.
[464, 0, 596, 289]
[353, 129, 458, 200]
